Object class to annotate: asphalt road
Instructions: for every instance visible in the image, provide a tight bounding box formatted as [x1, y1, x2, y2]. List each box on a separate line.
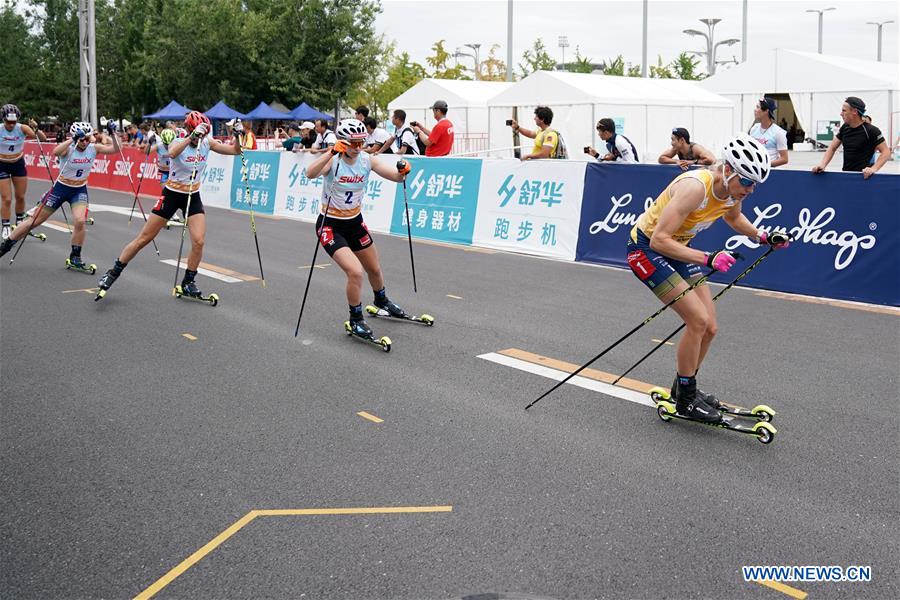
[1, 184, 897, 600]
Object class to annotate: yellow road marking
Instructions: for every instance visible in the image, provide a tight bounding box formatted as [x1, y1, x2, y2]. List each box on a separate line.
[357, 411, 384, 423]
[755, 580, 808, 599]
[755, 290, 899, 316]
[62, 287, 99, 294]
[181, 333, 197, 341]
[651, 338, 674, 346]
[498, 348, 655, 394]
[446, 294, 462, 300]
[133, 505, 452, 599]
[197, 261, 259, 282]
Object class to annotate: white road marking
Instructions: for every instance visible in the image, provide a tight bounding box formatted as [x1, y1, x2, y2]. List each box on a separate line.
[477, 352, 654, 408]
[159, 260, 242, 283]
[39, 222, 70, 233]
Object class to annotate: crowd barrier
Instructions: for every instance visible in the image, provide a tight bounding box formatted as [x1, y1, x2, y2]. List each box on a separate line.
[24, 142, 900, 306]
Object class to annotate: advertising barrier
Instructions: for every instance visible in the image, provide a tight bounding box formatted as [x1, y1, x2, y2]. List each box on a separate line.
[26, 141, 899, 306]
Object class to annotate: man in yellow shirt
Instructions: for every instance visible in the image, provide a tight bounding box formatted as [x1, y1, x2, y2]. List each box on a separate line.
[509, 106, 558, 160]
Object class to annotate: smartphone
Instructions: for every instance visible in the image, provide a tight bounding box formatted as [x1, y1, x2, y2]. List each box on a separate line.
[583, 146, 591, 154]
[410, 121, 418, 127]
[506, 119, 513, 126]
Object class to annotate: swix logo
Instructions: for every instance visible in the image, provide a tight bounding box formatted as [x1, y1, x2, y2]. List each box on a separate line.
[114, 159, 133, 177]
[0, 135, 17, 142]
[184, 155, 207, 164]
[92, 158, 110, 174]
[588, 193, 653, 235]
[71, 157, 91, 164]
[338, 174, 364, 183]
[140, 163, 158, 178]
[726, 203, 876, 270]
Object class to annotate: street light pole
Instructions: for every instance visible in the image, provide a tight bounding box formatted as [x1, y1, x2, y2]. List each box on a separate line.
[865, 20, 894, 61]
[558, 36, 569, 71]
[742, 0, 748, 62]
[506, 0, 513, 81]
[805, 7, 835, 54]
[642, 0, 648, 77]
[684, 18, 740, 76]
[464, 43, 482, 80]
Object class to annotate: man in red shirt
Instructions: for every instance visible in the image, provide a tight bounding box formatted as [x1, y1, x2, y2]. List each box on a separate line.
[414, 100, 454, 156]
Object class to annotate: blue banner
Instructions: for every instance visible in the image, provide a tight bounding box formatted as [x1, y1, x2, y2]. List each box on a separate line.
[230, 152, 279, 215]
[390, 157, 482, 245]
[576, 163, 900, 306]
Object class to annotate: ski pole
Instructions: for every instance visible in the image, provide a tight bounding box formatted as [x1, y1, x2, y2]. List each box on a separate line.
[237, 143, 266, 287]
[294, 157, 341, 336]
[524, 254, 742, 411]
[172, 166, 198, 296]
[398, 164, 417, 293]
[611, 246, 777, 386]
[118, 141, 160, 256]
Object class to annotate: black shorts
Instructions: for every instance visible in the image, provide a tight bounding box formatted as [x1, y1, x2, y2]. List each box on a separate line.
[0, 158, 27, 180]
[152, 187, 205, 220]
[316, 213, 373, 257]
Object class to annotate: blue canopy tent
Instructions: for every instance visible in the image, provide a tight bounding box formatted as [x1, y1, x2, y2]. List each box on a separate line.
[243, 102, 291, 121]
[289, 102, 334, 121]
[143, 100, 192, 121]
[204, 100, 246, 120]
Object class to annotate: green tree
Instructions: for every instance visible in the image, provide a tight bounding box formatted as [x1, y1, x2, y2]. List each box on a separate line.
[600, 55, 625, 76]
[425, 40, 469, 79]
[480, 44, 508, 81]
[649, 55, 673, 79]
[567, 46, 594, 74]
[518, 38, 555, 77]
[0, 2, 45, 118]
[670, 52, 705, 80]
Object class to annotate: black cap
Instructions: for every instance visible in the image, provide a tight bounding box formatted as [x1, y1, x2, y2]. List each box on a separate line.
[287, 122, 300, 131]
[759, 97, 777, 115]
[845, 96, 866, 115]
[597, 118, 615, 133]
[671, 127, 690, 142]
[430, 100, 449, 111]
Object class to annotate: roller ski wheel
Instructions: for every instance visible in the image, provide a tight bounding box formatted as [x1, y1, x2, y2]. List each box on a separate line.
[651, 389, 778, 444]
[344, 320, 391, 352]
[365, 304, 435, 326]
[649, 386, 775, 422]
[173, 285, 219, 307]
[95, 270, 119, 301]
[65, 258, 97, 275]
[86, 217, 95, 225]
[29, 231, 47, 242]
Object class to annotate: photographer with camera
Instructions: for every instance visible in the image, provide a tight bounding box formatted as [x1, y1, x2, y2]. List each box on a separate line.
[508, 106, 562, 161]
[412, 100, 454, 157]
[586, 118, 639, 163]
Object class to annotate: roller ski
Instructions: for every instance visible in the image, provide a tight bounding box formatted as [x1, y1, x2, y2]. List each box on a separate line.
[651, 379, 776, 444]
[8, 223, 46, 242]
[344, 318, 391, 352]
[654, 382, 776, 423]
[364, 298, 434, 326]
[65, 256, 97, 275]
[173, 281, 219, 306]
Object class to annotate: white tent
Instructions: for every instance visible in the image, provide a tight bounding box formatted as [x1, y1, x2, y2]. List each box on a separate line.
[701, 49, 899, 146]
[486, 71, 735, 162]
[387, 79, 513, 154]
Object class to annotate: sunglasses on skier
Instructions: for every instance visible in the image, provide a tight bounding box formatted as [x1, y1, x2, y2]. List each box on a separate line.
[348, 140, 364, 148]
[737, 176, 756, 188]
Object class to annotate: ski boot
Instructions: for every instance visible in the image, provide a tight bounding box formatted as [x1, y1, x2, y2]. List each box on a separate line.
[1, 224, 9, 240]
[365, 296, 435, 326]
[344, 317, 391, 352]
[663, 377, 774, 422]
[94, 268, 121, 301]
[174, 280, 219, 306]
[65, 255, 97, 275]
[0, 237, 15, 258]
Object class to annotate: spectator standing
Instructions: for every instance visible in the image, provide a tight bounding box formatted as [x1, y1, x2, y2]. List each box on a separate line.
[508, 106, 559, 160]
[298, 122, 316, 149]
[376, 110, 418, 155]
[310, 119, 337, 154]
[414, 100, 454, 157]
[812, 97, 890, 178]
[588, 118, 639, 163]
[363, 116, 391, 154]
[280, 123, 304, 152]
[228, 118, 257, 150]
[658, 127, 715, 170]
[748, 98, 788, 167]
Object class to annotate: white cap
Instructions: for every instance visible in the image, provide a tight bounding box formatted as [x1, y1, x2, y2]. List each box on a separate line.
[299, 121, 315, 130]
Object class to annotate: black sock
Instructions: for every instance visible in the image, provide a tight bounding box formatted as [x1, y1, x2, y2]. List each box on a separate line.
[374, 287, 387, 303]
[349, 303, 363, 319]
[71, 245, 82, 258]
[15, 213, 25, 223]
[112, 258, 127, 274]
[182, 269, 197, 285]
[677, 374, 695, 388]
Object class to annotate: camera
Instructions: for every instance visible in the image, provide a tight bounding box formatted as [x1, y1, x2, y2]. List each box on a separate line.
[583, 146, 591, 154]
[410, 121, 419, 127]
[506, 119, 513, 126]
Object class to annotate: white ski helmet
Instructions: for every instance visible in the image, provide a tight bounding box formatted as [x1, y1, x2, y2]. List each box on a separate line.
[70, 121, 94, 138]
[721, 134, 770, 184]
[335, 118, 367, 142]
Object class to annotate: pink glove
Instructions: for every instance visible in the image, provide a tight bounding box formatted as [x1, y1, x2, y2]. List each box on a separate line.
[706, 250, 737, 272]
[759, 230, 791, 249]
